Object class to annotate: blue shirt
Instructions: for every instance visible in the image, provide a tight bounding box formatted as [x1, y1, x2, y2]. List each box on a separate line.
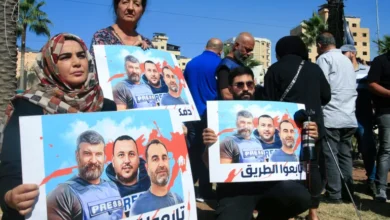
[355, 64, 370, 90]
[270, 149, 298, 162]
[161, 93, 188, 106]
[184, 51, 221, 116]
[130, 190, 183, 216]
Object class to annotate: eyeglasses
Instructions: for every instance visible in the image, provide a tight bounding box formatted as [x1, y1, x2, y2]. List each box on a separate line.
[233, 81, 255, 89]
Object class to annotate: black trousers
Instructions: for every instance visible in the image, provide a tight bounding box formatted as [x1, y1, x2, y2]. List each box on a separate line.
[306, 139, 326, 208]
[215, 181, 311, 220]
[185, 113, 213, 197]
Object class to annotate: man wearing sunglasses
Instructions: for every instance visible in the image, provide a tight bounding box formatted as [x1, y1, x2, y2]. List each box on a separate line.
[216, 32, 255, 100]
[202, 66, 313, 220]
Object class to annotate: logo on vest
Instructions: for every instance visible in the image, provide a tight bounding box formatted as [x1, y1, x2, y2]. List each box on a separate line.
[123, 192, 144, 212]
[88, 199, 123, 217]
[135, 95, 155, 103]
[242, 149, 264, 158]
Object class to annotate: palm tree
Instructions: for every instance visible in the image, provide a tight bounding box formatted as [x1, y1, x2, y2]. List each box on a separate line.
[373, 35, 390, 55]
[300, 12, 328, 48]
[18, 0, 52, 90]
[223, 44, 262, 68]
[0, 0, 19, 124]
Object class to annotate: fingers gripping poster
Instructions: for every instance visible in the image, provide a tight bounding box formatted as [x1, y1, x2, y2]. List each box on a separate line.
[207, 101, 307, 183]
[20, 110, 196, 220]
[93, 45, 199, 122]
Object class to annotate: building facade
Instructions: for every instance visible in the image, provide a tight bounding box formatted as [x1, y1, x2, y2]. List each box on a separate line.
[151, 33, 191, 70]
[291, 8, 370, 62]
[225, 37, 272, 69]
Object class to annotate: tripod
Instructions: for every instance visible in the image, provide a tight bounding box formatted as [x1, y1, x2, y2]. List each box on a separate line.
[324, 136, 362, 220]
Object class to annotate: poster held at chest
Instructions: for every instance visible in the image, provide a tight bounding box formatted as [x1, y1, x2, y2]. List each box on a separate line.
[20, 110, 196, 220]
[207, 101, 307, 183]
[93, 45, 199, 122]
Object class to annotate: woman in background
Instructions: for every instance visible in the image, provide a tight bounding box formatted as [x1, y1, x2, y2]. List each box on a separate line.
[90, 0, 153, 56]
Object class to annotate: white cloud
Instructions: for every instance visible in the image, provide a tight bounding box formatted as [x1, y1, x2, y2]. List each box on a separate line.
[118, 49, 165, 66]
[62, 117, 153, 146]
[230, 104, 286, 119]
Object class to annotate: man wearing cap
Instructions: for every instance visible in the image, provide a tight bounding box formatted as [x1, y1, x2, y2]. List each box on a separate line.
[341, 44, 376, 194]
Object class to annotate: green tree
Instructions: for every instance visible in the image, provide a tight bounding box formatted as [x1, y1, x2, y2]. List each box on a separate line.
[300, 12, 328, 48]
[373, 35, 390, 55]
[18, 0, 52, 90]
[223, 44, 262, 68]
[0, 0, 19, 126]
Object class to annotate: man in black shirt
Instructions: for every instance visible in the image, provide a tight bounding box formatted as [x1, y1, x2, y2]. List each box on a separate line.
[367, 51, 390, 202]
[216, 32, 255, 100]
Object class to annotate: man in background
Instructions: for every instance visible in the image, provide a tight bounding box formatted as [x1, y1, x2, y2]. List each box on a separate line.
[316, 32, 357, 203]
[183, 38, 223, 202]
[216, 32, 255, 100]
[341, 44, 376, 193]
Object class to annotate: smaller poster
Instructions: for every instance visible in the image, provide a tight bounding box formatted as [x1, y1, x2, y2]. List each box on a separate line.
[20, 109, 196, 220]
[207, 101, 307, 183]
[94, 45, 199, 122]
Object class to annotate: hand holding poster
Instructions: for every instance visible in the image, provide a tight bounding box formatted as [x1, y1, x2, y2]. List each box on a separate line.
[207, 101, 307, 183]
[93, 45, 199, 122]
[20, 110, 196, 220]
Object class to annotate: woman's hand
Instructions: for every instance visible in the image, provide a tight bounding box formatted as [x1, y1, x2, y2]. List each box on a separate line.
[133, 39, 151, 50]
[5, 184, 39, 216]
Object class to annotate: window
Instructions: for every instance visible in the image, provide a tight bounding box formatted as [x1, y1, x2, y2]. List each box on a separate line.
[353, 32, 357, 37]
[308, 49, 312, 53]
[354, 42, 357, 46]
[363, 42, 367, 46]
[262, 42, 265, 45]
[262, 56, 265, 58]
[352, 23, 357, 27]
[363, 33, 367, 37]
[363, 52, 367, 55]
[182, 62, 186, 66]
[161, 46, 165, 49]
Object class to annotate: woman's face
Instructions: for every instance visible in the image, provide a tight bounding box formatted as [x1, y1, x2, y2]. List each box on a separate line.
[116, 0, 144, 24]
[56, 40, 89, 89]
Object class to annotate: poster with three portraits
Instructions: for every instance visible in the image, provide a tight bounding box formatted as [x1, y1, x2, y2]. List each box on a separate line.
[20, 109, 196, 220]
[207, 101, 307, 183]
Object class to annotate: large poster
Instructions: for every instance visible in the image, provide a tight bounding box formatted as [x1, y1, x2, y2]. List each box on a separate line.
[20, 110, 196, 220]
[207, 101, 307, 183]
[93, 45, 199, 122]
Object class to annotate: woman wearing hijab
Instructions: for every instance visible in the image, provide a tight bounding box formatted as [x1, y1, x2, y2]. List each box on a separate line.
[263, 36, 331, 220]
[90, 0, 153, 56]
[0, 33, 116, 219]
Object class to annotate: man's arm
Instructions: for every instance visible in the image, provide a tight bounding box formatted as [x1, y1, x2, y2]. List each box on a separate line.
[367, 57, 390, 97]
[217, 68, 233, 100]
[317, 66, 331, 105]
[46, 184, 82, 220]
[220, 137, 239, 164]
[316, 57, 331, 82]
[113, 82, 132, 109]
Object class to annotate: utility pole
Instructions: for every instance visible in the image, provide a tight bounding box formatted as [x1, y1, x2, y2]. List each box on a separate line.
[327, 0, 345, 48]
[376, 0, 381, 52]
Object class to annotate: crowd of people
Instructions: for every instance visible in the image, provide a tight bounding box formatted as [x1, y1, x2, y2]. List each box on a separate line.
[0, 0, 389, 220]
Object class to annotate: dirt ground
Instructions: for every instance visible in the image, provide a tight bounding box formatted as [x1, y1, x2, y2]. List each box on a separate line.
[196, 161, 390, 220]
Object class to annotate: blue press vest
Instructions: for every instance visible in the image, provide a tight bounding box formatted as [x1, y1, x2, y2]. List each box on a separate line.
[127, 83, 157, 108]
[232, 136, 265, 163]
[66, 177, 123, 220]
[216, 58, 241, 99]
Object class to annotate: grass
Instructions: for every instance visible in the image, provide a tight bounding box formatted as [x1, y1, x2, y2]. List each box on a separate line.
[196, 163, 390, 220]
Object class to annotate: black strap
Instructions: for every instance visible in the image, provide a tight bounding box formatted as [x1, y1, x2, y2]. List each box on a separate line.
[280, 60, 305, 101]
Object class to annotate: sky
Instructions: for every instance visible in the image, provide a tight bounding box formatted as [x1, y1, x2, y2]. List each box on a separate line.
[20, 0, 390, 63]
